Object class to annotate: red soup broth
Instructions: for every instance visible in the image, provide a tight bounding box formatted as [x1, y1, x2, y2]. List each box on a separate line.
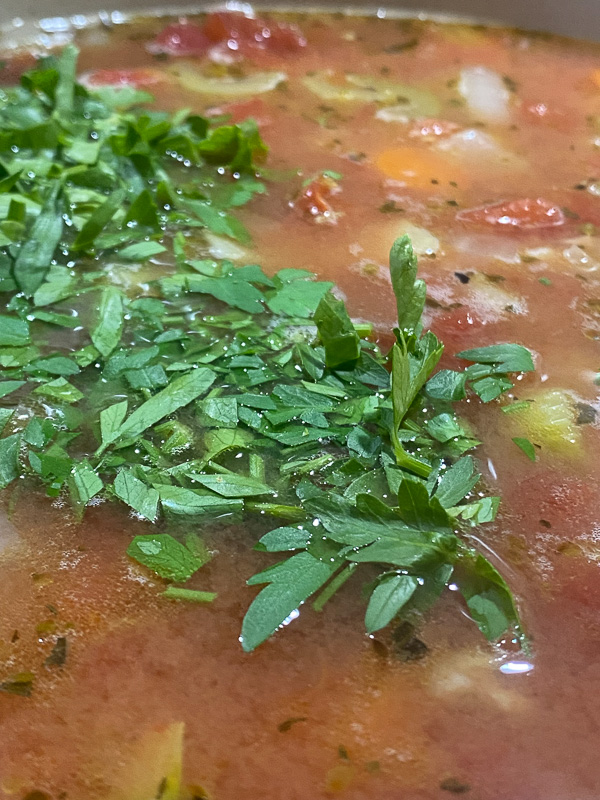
[0, 9, 600, 800]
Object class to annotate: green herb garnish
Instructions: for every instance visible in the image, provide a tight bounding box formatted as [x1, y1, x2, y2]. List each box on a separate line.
[0, 52, 535, 657]
[512, 436, 537, 461]
[0, 45, 266, 295]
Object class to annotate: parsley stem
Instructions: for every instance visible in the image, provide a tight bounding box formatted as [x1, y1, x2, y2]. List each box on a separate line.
[162, 586, 217, 603]
[245, 502, 306, 521]
[312, 563, 358, 612]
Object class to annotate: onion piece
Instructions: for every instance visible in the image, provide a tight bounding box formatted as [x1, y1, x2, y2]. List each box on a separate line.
[435, 128, 525, 169]
[563, 244, 600, 272]
[375, 106, 411, 123]
[458, 66, 510, 122]
[394, 221, 440, 256]
[436, 128, 499, 156]
[171, 66, 287, 96]
[453, 233, 521, 264]
[204, 232, 249, 261]
[304, 71, 440, 116]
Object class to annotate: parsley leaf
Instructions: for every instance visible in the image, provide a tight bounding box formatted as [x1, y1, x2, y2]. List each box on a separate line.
[512, 436, 537, 461]
[365, 574, 418, 633]
[127, 533, 204, 582]
[314, 291, 361, 367]
[110, 368, 216, 446]
[456, 344, 535, 374]
[114, 470, 160, 522]
[69, 460, 103, 506]
[457, 343, 535, 402]
[241, 552, 340, 652]
[13, 184, 63, 296]
[456, 553, 522, 642]
[0, 54, 533, 663]
[0, 315, 30, 346]
[389, 235, 427, 331]
[91, 287, 124, 357]
[435, 456, 480, 508]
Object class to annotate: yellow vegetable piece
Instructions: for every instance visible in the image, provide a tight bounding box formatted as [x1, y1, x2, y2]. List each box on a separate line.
[109, 721, 184, 800]
[324, 764, 355, 794]
[303, 71, 440, 116]
[512, 390, 581, 455]
[375, 147, 465, 189]
[171, 66, 287, 96]
[591, 68, 600, 88]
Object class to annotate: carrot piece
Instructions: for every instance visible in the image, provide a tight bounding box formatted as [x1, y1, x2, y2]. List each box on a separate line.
[375, 146, 464, 189]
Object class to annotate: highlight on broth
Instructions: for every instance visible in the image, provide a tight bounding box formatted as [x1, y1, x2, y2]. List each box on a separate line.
[0, 7, 599, 800]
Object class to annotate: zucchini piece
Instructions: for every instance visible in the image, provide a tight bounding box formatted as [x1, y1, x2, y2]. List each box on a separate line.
[172, 66, 287, 96]
[303, 71, 440, 116]
[511, 390, 581, 455]
[109, 721, 184, 800]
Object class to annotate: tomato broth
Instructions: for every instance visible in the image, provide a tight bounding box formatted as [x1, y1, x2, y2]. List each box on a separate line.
[0, 9, 600, 800]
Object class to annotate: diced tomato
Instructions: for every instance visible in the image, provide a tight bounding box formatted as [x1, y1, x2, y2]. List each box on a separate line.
[149, 13, 305, 59]
[202, 11, 306, 55]
[149, 22, 210, 56]
[456, 198, 565, 229]
[81, 68, 164, 88]
[293, 174, 341, 224]
[408, 118, 461, 140]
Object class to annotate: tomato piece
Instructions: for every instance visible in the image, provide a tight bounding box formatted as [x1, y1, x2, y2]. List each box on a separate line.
[293, 175, 341, 224]
[456, 198, 565, 229]
[149, 22, 210, 56]
[82, 68, 164, 88]
[203, 11, 306, 54]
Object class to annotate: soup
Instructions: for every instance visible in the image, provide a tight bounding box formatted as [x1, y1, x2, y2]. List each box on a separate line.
[0, 8, 599, 799]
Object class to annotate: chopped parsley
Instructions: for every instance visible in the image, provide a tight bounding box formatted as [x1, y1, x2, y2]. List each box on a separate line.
[512, 436, 537, 461]
[0, 52, 536, 655]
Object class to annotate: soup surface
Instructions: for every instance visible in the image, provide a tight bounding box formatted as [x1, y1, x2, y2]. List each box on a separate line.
[0, 8, 600, 800]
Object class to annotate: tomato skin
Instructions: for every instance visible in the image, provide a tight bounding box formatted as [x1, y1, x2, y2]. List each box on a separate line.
[293, 175, 341, 223]
[150, 13, 305, 58]
[82, 69, 164, 88]
[456, 198, 566, 229]
[149, 22, 210, 56]
[202, 12, 306, 54]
